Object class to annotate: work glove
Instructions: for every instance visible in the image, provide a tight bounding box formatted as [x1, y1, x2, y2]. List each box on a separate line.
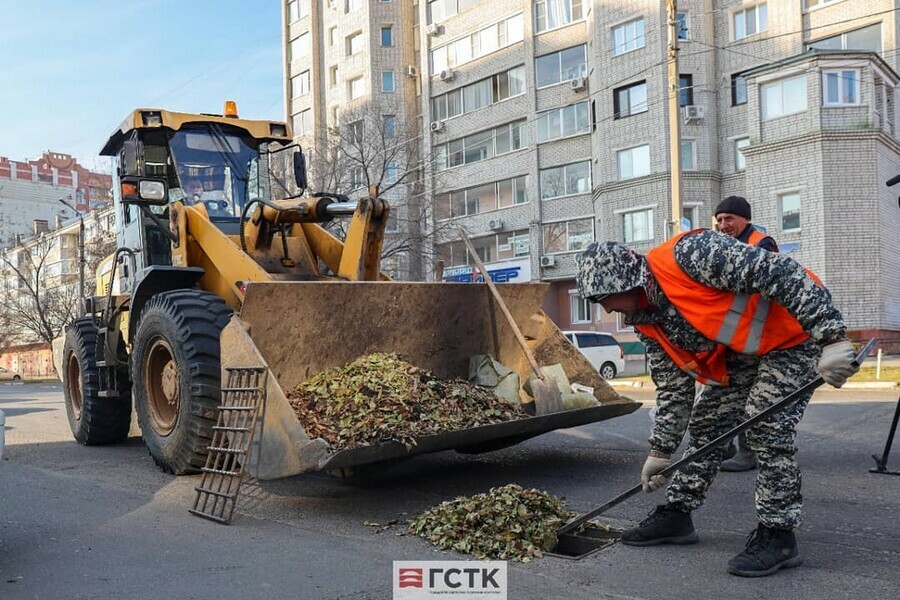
[816, 340, 859, 388]
[641, 453, 671, 493]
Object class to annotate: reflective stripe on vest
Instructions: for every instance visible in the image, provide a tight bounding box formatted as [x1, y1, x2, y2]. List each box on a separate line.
[645, 230, 814, 357]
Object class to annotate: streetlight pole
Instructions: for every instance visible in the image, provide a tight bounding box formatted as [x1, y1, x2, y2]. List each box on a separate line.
[58, 198, 85, 316]
[666, 0, 683, 240]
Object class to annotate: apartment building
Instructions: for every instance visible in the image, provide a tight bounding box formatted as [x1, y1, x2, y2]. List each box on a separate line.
[0, 151, 112, 249]
[283, 0, 900, 349]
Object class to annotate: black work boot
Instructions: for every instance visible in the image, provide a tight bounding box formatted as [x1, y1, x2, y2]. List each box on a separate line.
[727, 524, 802, 577]
[721, 433, 757, 472]
[621, 505, 698, 546]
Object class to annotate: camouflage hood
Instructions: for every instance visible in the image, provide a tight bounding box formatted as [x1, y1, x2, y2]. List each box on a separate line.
[575, 241, 649, 301]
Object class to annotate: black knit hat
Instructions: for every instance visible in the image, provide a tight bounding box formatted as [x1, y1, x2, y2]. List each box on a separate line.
[714, 195, 751, 220]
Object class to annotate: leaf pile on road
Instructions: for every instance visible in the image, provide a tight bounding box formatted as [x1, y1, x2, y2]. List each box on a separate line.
[407, 484, 576, 562]
[287, 353, 524, 450]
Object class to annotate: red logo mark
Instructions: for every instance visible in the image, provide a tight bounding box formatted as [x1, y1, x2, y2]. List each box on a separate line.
[398, 568, 423, 588]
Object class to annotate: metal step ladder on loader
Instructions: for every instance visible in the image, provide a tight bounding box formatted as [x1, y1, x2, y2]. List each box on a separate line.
[190, 367, 267, 524]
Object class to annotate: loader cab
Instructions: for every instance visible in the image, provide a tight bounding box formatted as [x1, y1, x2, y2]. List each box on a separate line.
[101, 107, 299, 293]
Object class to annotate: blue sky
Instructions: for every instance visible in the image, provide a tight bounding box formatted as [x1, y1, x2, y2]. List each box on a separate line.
[0, 0, 284, 169]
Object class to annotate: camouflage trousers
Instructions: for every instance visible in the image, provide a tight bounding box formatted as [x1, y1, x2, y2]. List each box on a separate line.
[666, 339, 822, 529]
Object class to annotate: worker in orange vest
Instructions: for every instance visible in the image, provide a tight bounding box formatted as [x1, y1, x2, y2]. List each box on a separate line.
[576, 230, 857, 577]
[714, 196, 777, 472]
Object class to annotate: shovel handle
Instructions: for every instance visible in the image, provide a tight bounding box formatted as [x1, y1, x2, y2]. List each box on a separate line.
[460, 231, 543, 379]
[558, 338, 877, 535]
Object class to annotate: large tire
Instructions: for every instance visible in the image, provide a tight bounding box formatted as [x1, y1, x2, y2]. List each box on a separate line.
[131, 290, 232, 475]
[63, 318, 132, 444]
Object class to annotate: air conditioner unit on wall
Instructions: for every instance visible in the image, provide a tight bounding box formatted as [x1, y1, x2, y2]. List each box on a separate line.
[406, 65, 419, 78]
[540, 255, 557, 268]
[430, 120, 444, 133]
[426, 23, 441, 37]
[570, 76, 587, 92]
[439, 68, 455, 82]
[683, 105, 704, 122]
[488, 218, 504, 231]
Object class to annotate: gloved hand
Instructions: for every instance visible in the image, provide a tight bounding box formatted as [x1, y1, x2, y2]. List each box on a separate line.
[641, 453, 671, 493]
[816, 340, 859, 388]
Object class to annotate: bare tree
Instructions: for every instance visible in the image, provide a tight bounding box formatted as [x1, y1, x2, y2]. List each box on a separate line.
[304, 102, 457, 279]
[0, 236, 80, 345]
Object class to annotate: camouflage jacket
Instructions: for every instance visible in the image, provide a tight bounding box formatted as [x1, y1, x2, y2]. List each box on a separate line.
[633, 230, 846, 455]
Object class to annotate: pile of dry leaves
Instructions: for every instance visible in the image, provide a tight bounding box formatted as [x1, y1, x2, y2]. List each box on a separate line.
[287, 353, 524, 450]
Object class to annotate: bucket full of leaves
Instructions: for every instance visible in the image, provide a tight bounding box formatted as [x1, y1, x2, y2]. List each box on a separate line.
[287, 353, 524, 451]
[408, 484, 577, 562]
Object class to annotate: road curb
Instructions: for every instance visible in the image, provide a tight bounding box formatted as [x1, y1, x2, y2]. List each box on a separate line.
[609, 380, 897, 391]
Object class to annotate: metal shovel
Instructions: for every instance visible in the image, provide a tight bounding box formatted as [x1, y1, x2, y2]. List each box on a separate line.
[558, 338, 876, 535]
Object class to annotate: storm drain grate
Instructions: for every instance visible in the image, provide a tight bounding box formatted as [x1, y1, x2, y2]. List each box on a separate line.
[189, 367, 266, 525]
[547, 526, 621, 560]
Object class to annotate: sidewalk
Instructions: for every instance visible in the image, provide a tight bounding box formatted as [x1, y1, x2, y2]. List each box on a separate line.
[609, 378, 898, 391]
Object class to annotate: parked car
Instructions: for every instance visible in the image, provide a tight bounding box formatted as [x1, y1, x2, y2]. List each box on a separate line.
[0, 367, 22, 382]
[562, 331, 626, 380]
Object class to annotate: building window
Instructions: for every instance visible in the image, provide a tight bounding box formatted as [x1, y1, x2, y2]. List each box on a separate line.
[761, 75, 807, 120]
[347, 32, 364, 56]
[437, 229, 530, 268]
[807, 23, 881, 53]
[780, 192, 801, 231]
[383, 115, 396, 138]
[536, 101, 590, 143]
[623, 208, 653, 243]
[292, 70, 310, 97]
[434, 175, 528, 220]
[543, 218, 594, 254]
[292, 109, 312, 136]
[677, 11, 690, 40]
[570, 292, 592, 324]
[329, 26, 337, 46]
[616, 145, 651, 180]
[349, 166, 365, 189]
[734, 137, 750, 171]
[733, 4, 767, 40]
[613, 81, 648, 118]
[381, 26, 393, 47]
[288, 0, 310, 22]
[731, 73, 748, 106]
[329, 65, 338, 87]
[535, 45, 587, 88]
[385, 162, 399, 185]
[289, 33, 311, 61]
[382, 71, 395, 92]
[431, 65, 525, 121]
[804, 0, 848, 9]
[348, 75, 366, 100]
[427, 0, 483, 25]
[540, 161, 591, 200]
[347, 120, 364, 143]
[679, 74, 693, 106]
[682, 205, 699, 229]
[429, 13, 524, 74]
[497, 230, 530, 260]
[823, 70, 860, 105]
[681, 140, 696, 171]
[535, 0, 584, 33]
[346, 0, 361, 13]
[434, 120, 527, 171]
[612, 18, 645, 56]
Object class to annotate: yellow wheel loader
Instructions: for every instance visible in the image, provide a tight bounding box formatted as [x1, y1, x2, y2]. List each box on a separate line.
[54, 104, 638, 479]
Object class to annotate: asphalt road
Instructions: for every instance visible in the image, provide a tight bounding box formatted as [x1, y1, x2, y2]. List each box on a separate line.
[1, 383, 899, 600]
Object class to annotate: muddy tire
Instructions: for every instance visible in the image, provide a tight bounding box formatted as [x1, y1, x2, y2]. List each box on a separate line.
[63, 318, 131, 444]
[131, 290, 232, 475]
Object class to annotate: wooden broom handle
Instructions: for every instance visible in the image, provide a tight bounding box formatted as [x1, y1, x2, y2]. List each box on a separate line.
[460, 231, 543, 378]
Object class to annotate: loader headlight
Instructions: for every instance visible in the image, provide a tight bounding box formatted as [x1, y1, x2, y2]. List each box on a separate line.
[270, 123, 287, 137]
[139, 180, 166, 201]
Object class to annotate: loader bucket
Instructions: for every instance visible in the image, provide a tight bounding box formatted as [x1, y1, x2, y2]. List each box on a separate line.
[220, 281, 640, 480]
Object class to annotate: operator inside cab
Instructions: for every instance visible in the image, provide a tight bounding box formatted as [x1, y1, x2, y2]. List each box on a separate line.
[176, 169, 232, 218]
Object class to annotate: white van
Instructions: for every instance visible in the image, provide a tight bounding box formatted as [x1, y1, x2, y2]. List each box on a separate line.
[562, 331, 626, 380]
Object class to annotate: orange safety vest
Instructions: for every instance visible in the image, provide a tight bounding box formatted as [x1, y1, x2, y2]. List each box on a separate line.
[636, 230, 815, 386]
[746, 228, 779, 252]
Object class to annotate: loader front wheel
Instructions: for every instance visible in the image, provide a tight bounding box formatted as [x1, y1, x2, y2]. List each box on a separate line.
[132, 290, 232, 475]
[63, 318, 131, 444]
